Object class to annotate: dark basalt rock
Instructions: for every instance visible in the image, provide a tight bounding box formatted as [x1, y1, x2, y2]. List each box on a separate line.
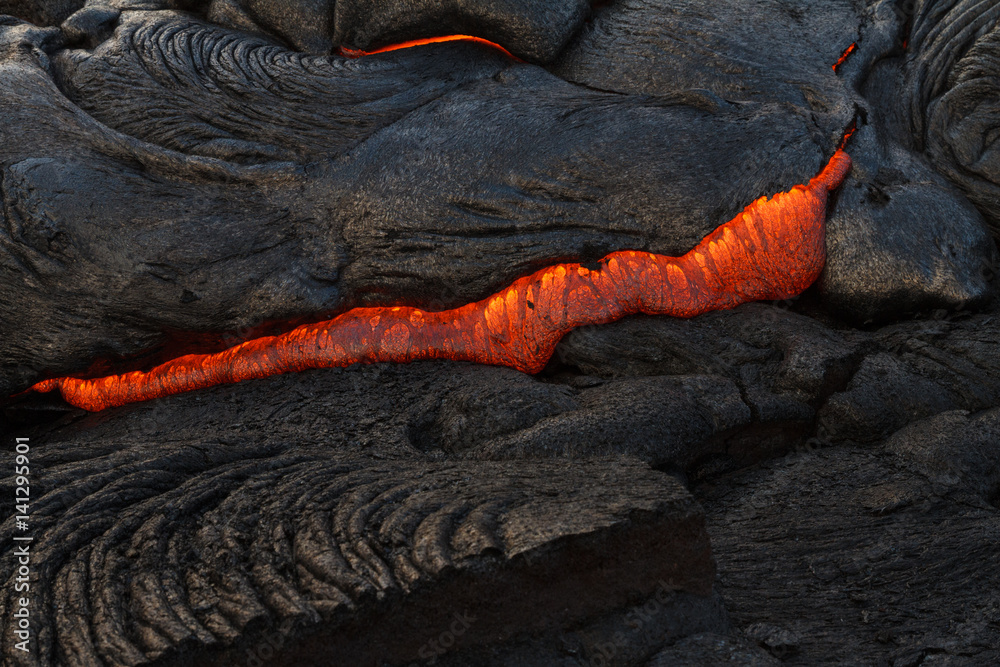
[885, 407, 1000, 505]
[236, 0, 336, 53]
[7, 302, 1000, 665]
[2, 1, 1000, 665]
[922, 8, 1000, 236]
[812, 0, 1000, 322]
[327, 0, 591, 63]
[1, 0, 996, 390]
[0, 0, 83, 27]
[0, 447, 718, 666]
[646, 633, 780, 666]
[60, 4, 119, 48]
[2, 8, 837, 394]
[14, 304, 1000, 483]
[551, 0, 858, 133]
[701, 441, 1000, 665]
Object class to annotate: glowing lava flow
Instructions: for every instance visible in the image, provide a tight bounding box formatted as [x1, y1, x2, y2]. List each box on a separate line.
[832, 42, 857, 71]
[338, 35, 521, 61]
[26, 150, 851, 411]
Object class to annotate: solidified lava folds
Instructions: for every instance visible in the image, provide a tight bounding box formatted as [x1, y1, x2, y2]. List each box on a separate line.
[28, 150, 852, 411]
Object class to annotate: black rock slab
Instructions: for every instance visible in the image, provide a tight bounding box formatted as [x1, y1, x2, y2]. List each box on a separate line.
[0, 0, 83, 26]
[1, 10, 839, 394]
[818, 314, 1000, 443]
[885, 407, 1000, 506]
[397, 588, 728, 667]
[556, 305, 1000, 452]
[329, 0, 591, 63]
[464, 374, 753, 464]
[14, 306, 1000, 478]
[6, 360, 754, 474]
[0, 449, 714, 666]
[551, 0, 858, 137]
[555, 304, 864, 403]
[699, 441, 1000, 665]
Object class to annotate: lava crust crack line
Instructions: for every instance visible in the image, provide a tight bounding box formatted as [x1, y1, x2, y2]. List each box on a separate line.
[26, 150, 852, 411]
[337, 35, 523, 61]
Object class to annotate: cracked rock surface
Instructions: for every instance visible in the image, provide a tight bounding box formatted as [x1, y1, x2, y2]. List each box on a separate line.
[1, 0, 998, 392]
[1, 0, 1000, 665]
[6, 302, 1000, 665]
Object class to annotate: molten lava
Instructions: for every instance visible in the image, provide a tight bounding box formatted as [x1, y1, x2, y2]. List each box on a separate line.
[833, 42, 857, 71]
[839, 120, 857, 150]
[26, 150, 852, 411]
[338, 35, 521, 61]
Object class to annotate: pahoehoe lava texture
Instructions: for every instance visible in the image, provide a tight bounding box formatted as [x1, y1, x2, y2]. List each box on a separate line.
[9, 303, 1000, 664]
[51, 12, 515, 164]
[0, 450, 715, 667]
[0, 0, 997, 394]
[2, 6, 847, 395]
[214, 0, 590, 61]
[917, 0, 1000, 236]
[28, 150, 850, 411]
[2, 0, 1000, 664]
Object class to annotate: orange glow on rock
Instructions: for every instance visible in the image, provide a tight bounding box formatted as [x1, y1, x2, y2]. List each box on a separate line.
[839, 122, 857, 150]
[26, 150, 852, 412]
[832, 42, 857, 71]
[338, 35, 522, 61]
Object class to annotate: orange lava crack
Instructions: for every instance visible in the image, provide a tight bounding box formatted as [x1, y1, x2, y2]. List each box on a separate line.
[26, 150, 852, 411]
[338, 35, 522, 61]
[833, 42, 857, 71]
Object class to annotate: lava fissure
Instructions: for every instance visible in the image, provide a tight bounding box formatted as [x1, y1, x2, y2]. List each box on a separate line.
[337, 35, 523, 62]
[833, 42, 857, 71]
[26, 150, 852, 411]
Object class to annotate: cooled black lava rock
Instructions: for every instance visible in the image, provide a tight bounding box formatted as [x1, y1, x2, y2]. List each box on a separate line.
[2, 3, 1000, 663]
[0, 0, 82, 26]
[0, 0, 998, 392]
[0, 7, 826, 394]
